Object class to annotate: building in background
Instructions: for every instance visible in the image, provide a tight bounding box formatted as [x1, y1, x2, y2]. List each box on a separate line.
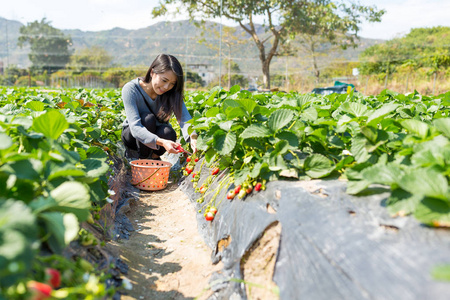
[187, 63, 215, 85]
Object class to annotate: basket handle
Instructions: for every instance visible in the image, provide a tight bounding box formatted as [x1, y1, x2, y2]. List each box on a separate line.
[131, 168, 161, 186]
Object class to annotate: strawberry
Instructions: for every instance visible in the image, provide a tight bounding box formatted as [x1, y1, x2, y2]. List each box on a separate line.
[194, 157, 199, 162]
[254, 182, 262, 192]
[209, 207, 218, 215]
[185, 165, 194, 174]
[186, 157, 191, 162]
[205, 211, 215, 221]
[199, 185, 206, 193]
[27, 281, 52, 300]
[211, 167, 220, 175]
[46, 268, 61, 288]
[227, 190, 236, 199]
[246, 186, 253, 194]
[234, 185, 241, 194]
[238, 189, 247, 199]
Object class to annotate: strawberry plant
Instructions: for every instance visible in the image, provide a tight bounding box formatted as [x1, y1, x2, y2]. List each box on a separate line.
[0, 87, 125, 298]
[184, 86, 450, 226]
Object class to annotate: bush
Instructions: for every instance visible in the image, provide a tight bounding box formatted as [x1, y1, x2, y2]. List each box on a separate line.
[14, 76, 37, 87]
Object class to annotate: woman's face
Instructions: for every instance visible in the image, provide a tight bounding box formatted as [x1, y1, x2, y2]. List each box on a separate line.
[151, 70, 177, 95]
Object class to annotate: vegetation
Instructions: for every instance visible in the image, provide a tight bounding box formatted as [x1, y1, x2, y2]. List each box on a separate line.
[0, 87, 126, 299]
[17, 19, 73, 74]
[359, 27, 450, 77]
[1, 84, 449, 298]
[181, 86, 450, 227]
[152, 0, 384, 89]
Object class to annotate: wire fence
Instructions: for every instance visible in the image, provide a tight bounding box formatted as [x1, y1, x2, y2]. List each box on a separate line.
[1, 27, 449, 95]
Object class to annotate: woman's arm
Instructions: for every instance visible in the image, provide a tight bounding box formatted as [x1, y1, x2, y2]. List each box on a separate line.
[122, 80, 160, 150]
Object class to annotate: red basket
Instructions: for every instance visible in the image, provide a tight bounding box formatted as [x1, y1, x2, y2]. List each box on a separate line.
[130, 159, 172, 191]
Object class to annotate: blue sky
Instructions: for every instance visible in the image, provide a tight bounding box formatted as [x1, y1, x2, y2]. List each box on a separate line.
[1, 0, 449, 40]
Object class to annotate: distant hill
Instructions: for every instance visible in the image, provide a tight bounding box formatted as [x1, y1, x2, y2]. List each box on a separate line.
[0, 17, 384, 76]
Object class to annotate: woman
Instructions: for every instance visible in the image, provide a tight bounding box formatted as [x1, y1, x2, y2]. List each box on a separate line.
[121, 54, 197, 160]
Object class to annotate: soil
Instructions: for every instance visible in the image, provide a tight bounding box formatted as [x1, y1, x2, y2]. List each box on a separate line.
[106, 181, 223, 300]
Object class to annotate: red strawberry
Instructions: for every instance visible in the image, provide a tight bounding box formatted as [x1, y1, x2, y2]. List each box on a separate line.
[254, 182, 262, 192]
[209, 207, 218, 215]
[46, 268, 61, 288]
[27, 281, 52, 300]
[205, 211, 215, 221]
[227, 190, 236, 200]
[234, 185, 241, 194]
[211, 167, 220, 175]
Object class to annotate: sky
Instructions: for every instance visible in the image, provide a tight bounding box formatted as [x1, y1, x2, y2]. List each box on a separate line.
[1, 0, 450, 40]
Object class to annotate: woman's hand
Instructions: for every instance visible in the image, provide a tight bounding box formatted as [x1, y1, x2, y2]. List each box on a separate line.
[190, 134, 198, 153]
[157, 138, 180, 154]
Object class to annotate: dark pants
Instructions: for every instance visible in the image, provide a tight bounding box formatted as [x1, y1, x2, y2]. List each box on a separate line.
[121, 113, 177, 158]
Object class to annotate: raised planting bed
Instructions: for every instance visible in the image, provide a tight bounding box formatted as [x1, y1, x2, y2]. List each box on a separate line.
[180, 163, 450, 300]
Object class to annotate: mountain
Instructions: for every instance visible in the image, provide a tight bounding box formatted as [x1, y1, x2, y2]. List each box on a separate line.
[0, 17, 384, 75]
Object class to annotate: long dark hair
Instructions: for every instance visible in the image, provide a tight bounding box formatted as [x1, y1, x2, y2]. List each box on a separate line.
[143, 54, 184, 123]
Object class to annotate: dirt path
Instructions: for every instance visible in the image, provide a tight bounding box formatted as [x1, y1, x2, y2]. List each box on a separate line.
[107, 181, 222, 300]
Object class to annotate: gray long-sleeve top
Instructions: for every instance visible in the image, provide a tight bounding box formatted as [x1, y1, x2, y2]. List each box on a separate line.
[121, 78, 192, 150]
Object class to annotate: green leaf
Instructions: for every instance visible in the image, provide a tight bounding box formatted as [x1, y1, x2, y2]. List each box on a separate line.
[386, 188, 422, 217]
[229, 85, 241, 94]
[212, 130, 236, 155]
[268, 154, 288, 171]
[0, 200, 37, 286]
[205, 90, 219, 106]
[234, 167, 250, 186]
[218, 120, 234, 132]
[360, 126, 378, 144]
[301, 107, 318, 121]
[277, 131, 299, 148]
[26, 101, 45, 111]
[250, 162, 267, 178]
[414, 197, 450, 226]
[432, 265, 450, 281]
[226, 107, 247, 119]
[0, 200, 36, 239]
[32, 110, 69, 140]
[304, 154, 334, 178]
[340, 102, 368, 117]
[346, 179, 371, 195]
[205, 107, 220, 118]
[273, 140, 290, 155]
[63, 213, 80, 244]
[39, 212, 66, 253]
[80, 159, 110, 178]
[238, 99, 257, 114]
[367, 103, 399, 125]
[412, 149, 445, 167]
[361, 163, 403, 186]
[0, 133, 13, 150]
[433, 118, 450, 138]
[351, 134, 371, 163]
[401, 119, 429, 139]
[268, 109, 295, 132]
[0, 159, 42, 181]
[46, 163, 86, 181]
[398, 168, 448, 200]
[50, 181, 91, 221]
[241, 124, 272, 139]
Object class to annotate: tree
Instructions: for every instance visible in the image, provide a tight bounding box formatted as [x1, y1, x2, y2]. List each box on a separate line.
[152, 0, 384, 89]
[68, 46, 113, 73]
[17, 18, 72, 74]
